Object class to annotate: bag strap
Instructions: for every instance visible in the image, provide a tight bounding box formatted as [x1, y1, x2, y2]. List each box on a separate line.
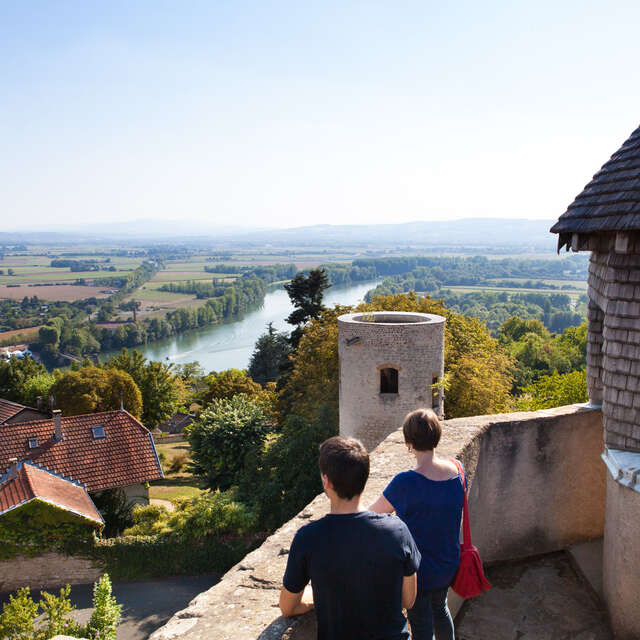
[452, 458, 472, 548]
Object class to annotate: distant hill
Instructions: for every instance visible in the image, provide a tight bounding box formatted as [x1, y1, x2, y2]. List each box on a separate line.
[227, 219, 558, 250]
[0, 218, 558, 251]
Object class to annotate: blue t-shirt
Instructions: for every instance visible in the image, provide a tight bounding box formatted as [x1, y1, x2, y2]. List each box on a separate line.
[283, 511, 421, 640]
[383, 468, 464, 591]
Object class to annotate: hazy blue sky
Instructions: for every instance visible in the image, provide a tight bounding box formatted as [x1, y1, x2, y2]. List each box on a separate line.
[2, 1, 639, 230]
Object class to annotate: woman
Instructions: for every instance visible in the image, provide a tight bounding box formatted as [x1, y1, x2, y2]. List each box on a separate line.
[370, 408, 464, 640]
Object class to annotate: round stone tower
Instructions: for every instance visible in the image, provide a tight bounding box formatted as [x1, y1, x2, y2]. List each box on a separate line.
[337, 311, 445, 451]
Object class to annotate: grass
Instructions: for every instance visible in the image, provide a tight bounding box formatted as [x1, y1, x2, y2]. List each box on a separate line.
[0, 326, 41, 346]
[150, 440, 206, 502]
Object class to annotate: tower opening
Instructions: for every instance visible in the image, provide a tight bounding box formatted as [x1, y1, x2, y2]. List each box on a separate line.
[380, 367, 399, 394]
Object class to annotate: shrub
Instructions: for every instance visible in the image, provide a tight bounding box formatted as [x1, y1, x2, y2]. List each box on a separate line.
[85, 575, 121, 640]
[90, 489, 134, 537]
[0, 576, 121, 640]
[169, 452, 188, 474]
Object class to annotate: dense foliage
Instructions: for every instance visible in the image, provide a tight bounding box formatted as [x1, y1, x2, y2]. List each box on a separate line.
[124, 491, 256, 538]
[0, 499, 102, 561]
[49, 367, 142, 418]
[0, 575, 121, 640]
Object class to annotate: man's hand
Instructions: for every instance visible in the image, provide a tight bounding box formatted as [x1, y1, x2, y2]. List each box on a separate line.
[279, 584, 314, 618]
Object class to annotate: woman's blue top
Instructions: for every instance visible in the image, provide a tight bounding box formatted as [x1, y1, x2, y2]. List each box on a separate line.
[383, 468, 464, 592]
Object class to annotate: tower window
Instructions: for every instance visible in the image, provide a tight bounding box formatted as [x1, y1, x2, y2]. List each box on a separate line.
[380, 368, 399, 394]
[432, 376, 440, 411]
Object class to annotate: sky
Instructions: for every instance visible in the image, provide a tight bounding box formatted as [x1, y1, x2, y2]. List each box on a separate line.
[2, 0, 640, 231]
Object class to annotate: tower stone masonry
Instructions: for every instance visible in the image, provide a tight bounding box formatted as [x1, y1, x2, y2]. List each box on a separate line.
[337, 311, 445, 451]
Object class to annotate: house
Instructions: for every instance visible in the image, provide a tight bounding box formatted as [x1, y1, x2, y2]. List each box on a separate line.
[0, 458, 103, 528]
[0, 408, 164, 506]
[0, 398, 50, 425]
[157, 411, 195, 434]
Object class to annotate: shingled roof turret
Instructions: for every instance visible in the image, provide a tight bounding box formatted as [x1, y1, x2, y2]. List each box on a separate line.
[551, 124, 640, 249]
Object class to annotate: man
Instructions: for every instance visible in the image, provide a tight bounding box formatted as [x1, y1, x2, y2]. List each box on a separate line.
[280, 436, 421, 639]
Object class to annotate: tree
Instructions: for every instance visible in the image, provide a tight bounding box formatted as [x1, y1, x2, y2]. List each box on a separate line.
[185, 395, 270, 490]
[277, 305, 349, 423]
[119, 299, 141, 322]
[284, 268, 331, 347]
[238, 404, 337, 530]
[516, 370, 587, 410]
[0, 355, 47, 404]
[49, 367, 142, 418]
[200, 368, 263, 406]
[104, 349, 183, 428]
[248, 323, 292, 385]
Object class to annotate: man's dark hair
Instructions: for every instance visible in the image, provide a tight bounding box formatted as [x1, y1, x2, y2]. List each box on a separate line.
[318, 436, 369, 500]
[403, 408, 442, 451]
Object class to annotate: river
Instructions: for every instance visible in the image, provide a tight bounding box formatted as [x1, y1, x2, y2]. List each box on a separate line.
[124, 280, 381, 373]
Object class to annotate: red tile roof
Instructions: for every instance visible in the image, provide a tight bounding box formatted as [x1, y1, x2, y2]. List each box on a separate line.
[0, 461, 103, 524]
[0, 399, 28, 423]
[0, 410, 163, 492]
[0, 399, 48, 424]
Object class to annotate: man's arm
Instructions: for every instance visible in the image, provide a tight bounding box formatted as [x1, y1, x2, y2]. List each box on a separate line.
[279, 584, 314, 617]
[401, 573, 417, 610]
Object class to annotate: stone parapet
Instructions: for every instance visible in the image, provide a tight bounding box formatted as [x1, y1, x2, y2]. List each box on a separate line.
[152, 404, 605, 640]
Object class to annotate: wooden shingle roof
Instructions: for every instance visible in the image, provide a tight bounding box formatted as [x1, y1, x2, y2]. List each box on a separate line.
[551, 124, 640, 249]
[0, 461, 103, 524]
[0, 410, 163, 492]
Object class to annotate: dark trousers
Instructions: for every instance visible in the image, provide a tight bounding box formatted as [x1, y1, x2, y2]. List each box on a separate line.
[407, 587, 455, 640]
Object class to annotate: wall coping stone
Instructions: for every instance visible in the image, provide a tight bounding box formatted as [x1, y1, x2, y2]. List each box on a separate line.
[602, 446, 640, 493]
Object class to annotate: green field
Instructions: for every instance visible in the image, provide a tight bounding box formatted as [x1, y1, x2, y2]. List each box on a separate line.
[150, 440, 205, 502]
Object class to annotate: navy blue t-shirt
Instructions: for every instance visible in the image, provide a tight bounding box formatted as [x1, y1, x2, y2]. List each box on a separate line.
[283, 511, 421, 640]
[383, 469, 464, 591]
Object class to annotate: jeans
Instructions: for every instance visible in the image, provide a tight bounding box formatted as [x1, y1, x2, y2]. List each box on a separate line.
[407, 586, 455, 640]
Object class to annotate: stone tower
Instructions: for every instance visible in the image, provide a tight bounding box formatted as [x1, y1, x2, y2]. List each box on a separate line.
[551, 122, 640, 639]
[337, 311, 445, 451]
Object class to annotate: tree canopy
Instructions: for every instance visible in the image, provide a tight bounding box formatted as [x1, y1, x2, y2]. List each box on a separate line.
[49, 367, 142, 418]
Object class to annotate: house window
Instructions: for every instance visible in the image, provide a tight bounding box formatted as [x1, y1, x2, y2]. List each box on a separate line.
[92, 426, 106, 440]
[380, 368, 399, 394]
[28, 438, 38, 449]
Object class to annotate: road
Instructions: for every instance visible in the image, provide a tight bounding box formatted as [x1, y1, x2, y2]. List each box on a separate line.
[0, 575, 220, 640]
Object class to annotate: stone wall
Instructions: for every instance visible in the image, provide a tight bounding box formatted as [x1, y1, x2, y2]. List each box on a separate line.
[588, 250, 640, 451]
[0, 552, 101, 593]
[151, 404, 605, 640]
[603, 466, 640, 639]
[338, 312, 445, 450]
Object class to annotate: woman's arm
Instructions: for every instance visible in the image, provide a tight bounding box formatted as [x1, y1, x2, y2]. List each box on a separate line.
[368, 494, 395, 514]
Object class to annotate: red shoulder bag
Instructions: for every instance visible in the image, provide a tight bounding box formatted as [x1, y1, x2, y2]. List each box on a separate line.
[450, 459, 491, 598]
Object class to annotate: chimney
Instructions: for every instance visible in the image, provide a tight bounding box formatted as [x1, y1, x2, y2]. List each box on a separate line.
[52, 409, 63, 441]
[7, 458, 18, 480]
[36, 395, 43, 410]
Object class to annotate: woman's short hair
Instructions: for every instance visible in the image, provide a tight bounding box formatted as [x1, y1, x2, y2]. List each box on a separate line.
[318, 436, 369, 500]
[403, 408, 442, 451]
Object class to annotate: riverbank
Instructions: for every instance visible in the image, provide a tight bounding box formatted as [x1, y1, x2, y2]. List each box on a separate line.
[101, 280, 381, 373]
